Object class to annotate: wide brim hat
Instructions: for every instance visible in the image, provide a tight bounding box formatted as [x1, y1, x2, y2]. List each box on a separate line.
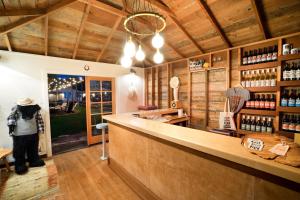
[17, 98, 35, 106]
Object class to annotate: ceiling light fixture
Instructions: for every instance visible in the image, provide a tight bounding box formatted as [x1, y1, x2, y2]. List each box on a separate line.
[121, 0, 166, 67]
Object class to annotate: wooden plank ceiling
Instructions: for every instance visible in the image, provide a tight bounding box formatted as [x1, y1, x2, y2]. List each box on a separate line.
[0, 0, 300, 67]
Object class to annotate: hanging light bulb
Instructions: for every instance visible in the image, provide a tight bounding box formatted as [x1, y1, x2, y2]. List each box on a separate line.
[120, 55, 132, 68]
[123, 37, 136, 58]
[152, 32, 164, 49]
[135, 45, 145, 61]
[153, 49, 164, 64]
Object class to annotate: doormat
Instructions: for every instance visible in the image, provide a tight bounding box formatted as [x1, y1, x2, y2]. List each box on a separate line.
[0, 160, 60, 200]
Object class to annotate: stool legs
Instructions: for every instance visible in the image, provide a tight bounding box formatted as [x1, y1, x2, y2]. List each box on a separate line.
[100, 128, 108, 160]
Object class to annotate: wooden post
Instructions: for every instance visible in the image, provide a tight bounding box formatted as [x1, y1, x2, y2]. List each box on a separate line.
[187, 59, 191, 125]
[151, 67, 155, 106]
[167, 64, 171, 107]
[156, 66, 160, 108]
[226, 49, 231, 89]
[144, 69, 148, 106]
[204, 69, 209, 129]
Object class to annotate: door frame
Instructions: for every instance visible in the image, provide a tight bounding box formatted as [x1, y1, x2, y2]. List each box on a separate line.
[85, 76, 115, 145]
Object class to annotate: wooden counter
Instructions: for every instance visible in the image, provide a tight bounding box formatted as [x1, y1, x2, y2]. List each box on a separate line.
[103, 113, 300, 200]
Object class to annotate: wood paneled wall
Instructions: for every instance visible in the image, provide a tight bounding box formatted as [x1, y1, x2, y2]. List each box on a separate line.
[145, 49, 236, 130]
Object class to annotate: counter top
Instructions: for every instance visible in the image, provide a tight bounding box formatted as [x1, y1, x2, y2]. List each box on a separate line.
[103, 113, 300, 184]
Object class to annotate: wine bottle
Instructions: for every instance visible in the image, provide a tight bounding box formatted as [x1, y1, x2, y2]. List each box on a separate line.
[270, 68, 276, 86]
[272, 45, 278, 61]
[281, 90, 288, 107]
[288, 115, 296, 131]
[243, 51, 248, 65]
[260, 69, 266, 87]
[288, 89, 296, 107]
[262, 47, 267, 62]
[296, 62, 300, 81]
[265, 94, 270, 110]
[241, 71, 246, 87]
[246, 116, 251, 131]
[296, 115, 300, 133]
[255, 70, 260, 87]
[255, 116, 261, 132]
[261, 117, 267, 132]
[267, 46, 273, 62]
[266, 117, 273, 133]
[282, 115, 289, 131]
[257, 48, 262, 63]
[296, 89, 300, 107]
[283, 63, 289, 81]
[289, 63, 296, 81]
[252, 49, 257, 64]
[265, 69, 271, 87]
[270, 94, 276, 110]
[250, 116, 256, 132]
[255, 94, 260, 109]
[250, 94, 255, 108]
[245, 71, 251, 88]
[260, 94, 265, 109]
[241, 115, 246, 130]
[250, 70, 256, 87]
[248, 50, 253, 64]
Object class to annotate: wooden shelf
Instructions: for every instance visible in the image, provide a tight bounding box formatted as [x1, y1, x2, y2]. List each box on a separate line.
[238, 61, 278, 71]
[276, 130, 295, 139]
[277, 106, 300, 113]
[279, 54, 300, 61]
[237, 129, 273, 135]
[278, 80, 300, 87]
[239, 109, 276, 116]
[246, 87, 277, 92]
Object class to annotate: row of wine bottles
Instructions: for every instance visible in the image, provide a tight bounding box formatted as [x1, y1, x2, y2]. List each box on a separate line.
[240, 115, 273, 133]
[282, 114, 300, 133]
[282, 62, 300, 81]
[241, 68, 277, 88]
[281, 89, 300, 107]
[245, 94, 276, 110]
[242, 45, 278, 65]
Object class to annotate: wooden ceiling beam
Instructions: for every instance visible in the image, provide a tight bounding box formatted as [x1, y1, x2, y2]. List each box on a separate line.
[96, 16, 122, 62]
[196, 0, 232, 47]
[44, 16, 48, 56]
[250, 0, 268, 39]
[4, 34, 12, 51]
[78, 0, 126, 17]
[0, 0, 77, 36]
[143, 0, 203, 53]
[0, 8, 46, 16]
[73, 4, 91, 59]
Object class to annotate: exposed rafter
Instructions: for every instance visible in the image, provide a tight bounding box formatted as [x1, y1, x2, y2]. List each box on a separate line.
[196, 0, 232, 47]
[4, 34, 12, 51]
[44, 16, 48, 56]
[0, 0, 77, 36]
[72, 4, 91, 59]
[96, 16, 122, 62]
[250, 0, 268, 39]
[0, 8, 46, 16]
[143, 0, 204, 53]
[78, 0, 126, 17]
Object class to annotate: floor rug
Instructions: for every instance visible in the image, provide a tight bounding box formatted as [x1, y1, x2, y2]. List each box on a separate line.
[0, 160, 59, 200]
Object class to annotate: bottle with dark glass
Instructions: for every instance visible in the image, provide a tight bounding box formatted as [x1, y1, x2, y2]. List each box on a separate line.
[243, 51, 248, 65]
[241, 115, 246, 130]
[270, 94, 276, 110]
[296, 89, 300, 107]
[255, 94, 260, 109]
[257, 48, 262, 63]
[260, 94, 265, 109]
[288, 89, 296, 107]
[296, 115, 300, 133]
[296, 62, 300, 80]
[289, 63, 296, 81]
[282, 115, 289, 131]
[281, 90, 288, 107]
[266, 117, 273, 133]
[272, 45, 278, 61]
[250, 93, 255, 108]
[288, 115, 296, 132]
[246, 115, 251, 131]
[283, 63, 289, 81]
[248, 50, 253, 64]
[250, 116, 256, 132]
[252, 49, 257, 64]
[261, 117, 267, 132]
[255, 116, 261, 132]
[267, 46, 273, 62]
[261, 47, 267, 62]
[265, 94, 270, 110]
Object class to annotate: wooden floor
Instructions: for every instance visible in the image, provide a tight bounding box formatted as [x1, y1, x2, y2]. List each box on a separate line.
[53, 145, 141, 200]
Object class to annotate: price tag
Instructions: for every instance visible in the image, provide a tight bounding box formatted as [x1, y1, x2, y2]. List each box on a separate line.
[247, 138, 264, 151]
[269, 144, 289, 156]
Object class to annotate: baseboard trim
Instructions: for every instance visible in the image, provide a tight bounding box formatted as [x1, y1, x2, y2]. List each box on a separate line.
[108, 158, 161, 200]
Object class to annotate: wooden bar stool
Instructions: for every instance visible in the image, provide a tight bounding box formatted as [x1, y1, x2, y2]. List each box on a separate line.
[0, 148, 12, 172]
[96, 123, 108, 160]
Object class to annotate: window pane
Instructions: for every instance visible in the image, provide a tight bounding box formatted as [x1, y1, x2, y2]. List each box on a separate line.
[102, 81, 112, 91]
[90, 92, 101, 102]
[91, 104, 102, 114]
[92, 126, 101, 136]
[90, 80, 100, 91]
[102, 92, 112, 102]
[103, 103, 112, 113]
[91, 114, 102, 125]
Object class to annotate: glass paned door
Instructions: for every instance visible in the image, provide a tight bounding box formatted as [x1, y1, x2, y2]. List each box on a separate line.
[86, 77, 115, 145]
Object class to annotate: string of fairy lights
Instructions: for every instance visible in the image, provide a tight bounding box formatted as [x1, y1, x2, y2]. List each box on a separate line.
[48, 77, 84, 92]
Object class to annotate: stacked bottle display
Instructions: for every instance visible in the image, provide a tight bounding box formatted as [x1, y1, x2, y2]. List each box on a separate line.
[245, 93, 276, 110]
[280, 88, 300, 107]
[241, 68, 277, 88]
[242, 45, 278, 65]
[282, 62, 300, 81]
[240, 115, 273, 133]
[281, 114, 300, 133]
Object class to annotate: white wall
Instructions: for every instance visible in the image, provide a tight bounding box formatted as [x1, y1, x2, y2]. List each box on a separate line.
[0, 50, 144, 157]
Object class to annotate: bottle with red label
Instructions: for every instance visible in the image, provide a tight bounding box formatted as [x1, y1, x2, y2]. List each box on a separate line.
[282, 115, 289, 131]
[265, 94, 270, 110]
[255, 94, 260, 109]
[270, 94, 276, 110]
[259, 94, 265, 109]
